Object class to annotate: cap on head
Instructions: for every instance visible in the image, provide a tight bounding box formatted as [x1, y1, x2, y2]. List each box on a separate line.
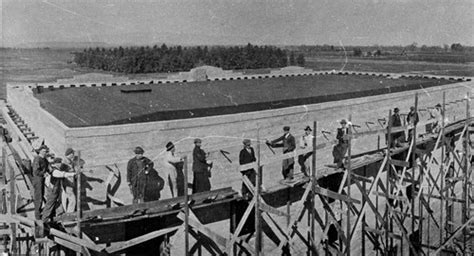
[65, 148, 74, 156]
[435, 103, 442, 108]
[304, 126, 312, 132]
[410, 106, 415, 111]
[194, 138, 202, 144]
[53, 157, 62, 164]
[394, 107, 400, 113]
[243, 139, 251, 146]
[134, 146, 144, 154]
[283, 126, 290, 131]
[340, 119, 347, 124]
[37, 145, 49, 152]
[166, 141, 174, 151]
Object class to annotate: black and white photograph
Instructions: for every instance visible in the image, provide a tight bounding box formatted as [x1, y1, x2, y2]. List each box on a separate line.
[1, 0, 473, 255]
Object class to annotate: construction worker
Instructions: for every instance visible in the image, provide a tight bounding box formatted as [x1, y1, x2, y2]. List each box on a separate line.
[332, 119, 350, 169]
[239, 139, 256, 200]
[127, 147, 155, 203]
[430, 103, 443, 133]
[32, 144, 49, 220]
[163, 142, 183, 198]
[298, 126, 314, 177]
[390, 107, 404, 147]
[406, 106, 419, 143]
[42, 157, 76, 223]
[61, 148, 77, 213]
[192, 138, 213, 193]
[267, 126, 296, 181]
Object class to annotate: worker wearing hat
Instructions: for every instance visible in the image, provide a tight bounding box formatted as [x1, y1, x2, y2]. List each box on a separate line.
[266, 126, 296, 181]
[32, 144, 49, 220]
[332, 119, 350, 169]
[162, 141, 184, 198]
[390, 107, 404, 147]
[239, 139, 257, 199]
[61, 148, 77, 213]
[406, 106, 419, 142]
[42, 157, 76, 223]
[127, 146, 155, 203]
[298, 126, 314, 176]
[192, 138, 213, 193]
[430, 103, 444, 133]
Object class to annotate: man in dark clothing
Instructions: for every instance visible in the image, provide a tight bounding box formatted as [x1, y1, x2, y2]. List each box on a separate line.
[239, 139, 256, 199]
[406, 106, 419, 143]
[390, 107, 404, 147]
[192, 138, 213, 193]
[267, 126, 296, 181]
[333, 119, 350, 169]
[127, 147, 157, 204]
[32, 145, 49, 220]
[42, 157, 76, 223]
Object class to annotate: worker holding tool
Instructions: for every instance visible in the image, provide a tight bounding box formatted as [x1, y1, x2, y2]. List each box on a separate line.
[239, 139, 257, 200]
[266, 126, 296, 181]
[32, 144, 49, 220]
[192, 138, 213, 193]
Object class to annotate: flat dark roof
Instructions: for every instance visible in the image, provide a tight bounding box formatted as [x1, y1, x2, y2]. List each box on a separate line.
[33, 74, 453, 127]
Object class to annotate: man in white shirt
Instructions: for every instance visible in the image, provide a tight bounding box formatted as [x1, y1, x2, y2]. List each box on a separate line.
[298, 126, 314, 176]
[163, 142, 183, 198]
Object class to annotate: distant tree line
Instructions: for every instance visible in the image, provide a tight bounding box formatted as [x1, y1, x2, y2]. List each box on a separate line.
[73, 43, 305, 73]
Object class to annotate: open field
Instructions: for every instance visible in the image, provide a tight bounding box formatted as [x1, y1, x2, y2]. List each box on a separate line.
[2, 48, 473, 100]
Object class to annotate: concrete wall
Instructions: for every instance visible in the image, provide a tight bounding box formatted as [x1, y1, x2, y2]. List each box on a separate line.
[6, 78, 473, 207]
[6, 84, 68, 156]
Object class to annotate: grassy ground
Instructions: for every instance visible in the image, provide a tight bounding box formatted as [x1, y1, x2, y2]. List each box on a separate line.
[2, 48, 473, 100]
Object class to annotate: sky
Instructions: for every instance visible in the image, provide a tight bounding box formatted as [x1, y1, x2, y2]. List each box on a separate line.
[2, 0, 473, 47]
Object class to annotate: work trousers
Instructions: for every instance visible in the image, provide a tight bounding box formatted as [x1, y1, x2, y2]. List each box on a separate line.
[241, 169, 256, 198]
[32, 176, 45, 220]
[298, 152, 313, 176]
[42, 185, 61, 222]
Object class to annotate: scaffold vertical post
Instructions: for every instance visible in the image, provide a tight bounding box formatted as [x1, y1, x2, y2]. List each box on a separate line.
[310, 121, 317, 255]
[9, 156, 17, 254]
[385, 109, 392, 255]
[463, 92, 471, 254]
[439, 92, 446, 246]
[255, 127, 262, 255]
[183, 155, 189, 256]
[346, 114, 352, 256]
[76, 150, 82, 256]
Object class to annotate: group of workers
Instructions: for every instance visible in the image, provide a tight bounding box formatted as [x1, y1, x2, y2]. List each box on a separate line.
[32, 146, 79, 223]
[126, 138, 214, 203]
[32, 104, 436, 217]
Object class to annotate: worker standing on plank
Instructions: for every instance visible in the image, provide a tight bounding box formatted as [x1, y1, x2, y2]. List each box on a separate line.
[192, 138, 213, 193]
[61, 148, 77, 213]
[239, 139, 257, 200]
[163, 142, 183, 198]
[298, 126, 314, 177]
[127, 146, 155, 203]
[42, 157, 76, 223]
[332, 119, 350, 169]
[267, 126, 296, 181]
[406, 106, 419, 143]
[390, 107, 404, 147]
[32, 144, 49, 220]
